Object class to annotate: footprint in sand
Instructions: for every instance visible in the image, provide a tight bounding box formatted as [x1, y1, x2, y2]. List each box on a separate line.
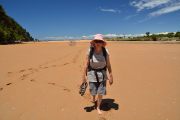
[28, 68, 38, 72]
[7, 72, 14, 77]
[6, 83, 12, 86]
[0, 88, 3, 91]
[48, 82, 56, 85]
[28, 68, 33, 70]
[48, 83, 71, 92]
[63, 88, 71, 92]
[63, 63, 69, 66]
[20, 74, 29, 80]
[99, 117, 107, 120]
[30, 79, 35, 82]
[27, 69, 38, 74]
[7, 72, 13, 74]
[19, 69, 26, 73]
[42, 66, 49, 69]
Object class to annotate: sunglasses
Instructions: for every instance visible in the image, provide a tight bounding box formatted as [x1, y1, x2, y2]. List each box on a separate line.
[94, 40, 104, 43]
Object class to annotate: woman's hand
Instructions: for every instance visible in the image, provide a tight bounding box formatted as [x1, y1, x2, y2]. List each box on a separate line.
[106, 54, 113, 85]
[81, 55, 89, 84]
[108, 75, 113, 85]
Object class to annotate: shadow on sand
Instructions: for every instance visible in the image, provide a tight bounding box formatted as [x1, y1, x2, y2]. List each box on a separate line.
[84, 98, 119, 112]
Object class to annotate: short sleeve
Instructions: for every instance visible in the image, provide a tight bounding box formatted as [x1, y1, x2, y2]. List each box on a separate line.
[86, 48, 90, 56]
[105, 48, 110, 56]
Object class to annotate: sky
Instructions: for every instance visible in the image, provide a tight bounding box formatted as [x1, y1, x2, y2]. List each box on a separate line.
[0, 0, 180, 40]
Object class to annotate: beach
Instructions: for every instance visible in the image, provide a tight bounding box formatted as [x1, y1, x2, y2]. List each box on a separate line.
[0, 41, 180, 120]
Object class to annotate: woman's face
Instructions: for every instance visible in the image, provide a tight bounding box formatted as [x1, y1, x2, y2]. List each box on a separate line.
[94, 40, 104, 48]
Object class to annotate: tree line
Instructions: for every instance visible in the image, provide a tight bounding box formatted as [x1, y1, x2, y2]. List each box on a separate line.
[105, 31, 180, 41]
[146, 32, 180, 41]
[0, 5, 34, 44]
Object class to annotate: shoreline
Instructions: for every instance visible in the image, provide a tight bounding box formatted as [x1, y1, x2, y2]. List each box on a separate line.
[1, 40, 180, 45]
[23, 40, 180, 44]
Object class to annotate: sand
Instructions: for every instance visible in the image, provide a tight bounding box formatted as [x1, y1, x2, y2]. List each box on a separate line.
[0, 41, 180, 120]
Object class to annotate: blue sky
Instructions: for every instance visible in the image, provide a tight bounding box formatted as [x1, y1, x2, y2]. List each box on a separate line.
[0, 0, 180, 40]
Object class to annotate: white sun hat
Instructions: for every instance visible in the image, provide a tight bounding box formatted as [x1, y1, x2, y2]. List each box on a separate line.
[90, 34, 107, 46]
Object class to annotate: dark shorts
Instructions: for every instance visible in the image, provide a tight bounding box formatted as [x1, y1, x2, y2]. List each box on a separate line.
[89, 81, 106, 96]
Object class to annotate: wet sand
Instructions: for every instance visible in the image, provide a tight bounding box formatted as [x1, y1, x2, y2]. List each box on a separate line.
[0, 41, 180, 120]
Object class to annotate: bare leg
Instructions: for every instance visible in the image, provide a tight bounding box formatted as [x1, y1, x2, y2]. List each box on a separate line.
[91, 95, 96, 103]
[97, 94, 103, 114]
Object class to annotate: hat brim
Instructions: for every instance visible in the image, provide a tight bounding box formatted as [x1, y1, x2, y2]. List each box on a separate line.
[90, 39, 107, 46]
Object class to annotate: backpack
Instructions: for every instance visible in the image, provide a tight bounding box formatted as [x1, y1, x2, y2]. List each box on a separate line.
[87, 46, 107, 71]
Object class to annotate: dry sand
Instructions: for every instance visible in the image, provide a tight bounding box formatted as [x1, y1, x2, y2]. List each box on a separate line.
[0, 41, 180, 120]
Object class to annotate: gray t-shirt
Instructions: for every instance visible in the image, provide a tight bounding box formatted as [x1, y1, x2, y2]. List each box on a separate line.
[86, 47, 110, 82]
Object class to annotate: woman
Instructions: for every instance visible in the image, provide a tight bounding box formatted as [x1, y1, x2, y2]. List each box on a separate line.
[82, 34, 113, 114]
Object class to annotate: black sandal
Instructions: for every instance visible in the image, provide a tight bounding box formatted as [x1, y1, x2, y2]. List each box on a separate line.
[79, 82, 88, 96]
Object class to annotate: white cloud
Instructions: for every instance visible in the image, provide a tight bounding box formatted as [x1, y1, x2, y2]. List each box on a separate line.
[42, 32, 176, 40]
[81, 34, 146, 39]
[100, 33, 145, 38]
[43, 36, 81, 40]
[82, 34, 123, 39]
[149, 2, 180, 16]
[155, 32, 170, 34]
[42, 34, 143, 40]
[99, 8, 121, 13]
[130, 0, 171, 11]
[81, 35, 94, 39]
[124, 14, 138, 20]
[104, 34, 123, 37]
[130, 0, 180, 21]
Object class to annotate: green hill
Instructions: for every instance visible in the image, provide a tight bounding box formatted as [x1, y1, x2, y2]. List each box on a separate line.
[0, 5, 34, 44]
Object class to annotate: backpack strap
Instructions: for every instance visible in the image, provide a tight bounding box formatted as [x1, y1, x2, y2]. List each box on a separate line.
[102, 47, 107, 62]
[102, 47, 107, 71]
[87, 46, 107, 71]
[87, 46, 108, 82]
[89, 46, 94, 61]
[87, 46, 94, 71]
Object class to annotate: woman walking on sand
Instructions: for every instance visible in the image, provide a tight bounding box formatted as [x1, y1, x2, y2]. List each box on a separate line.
[82, 34, 113, 114]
